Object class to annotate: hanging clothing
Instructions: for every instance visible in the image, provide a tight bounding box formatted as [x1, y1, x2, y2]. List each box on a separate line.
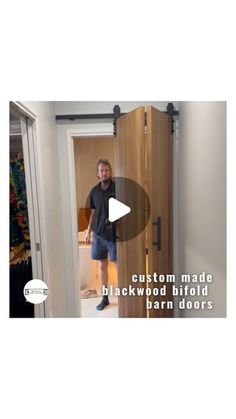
[10, 157, 33, 317]
[10, 157, 30, 249]
[10, 253, 34, 318]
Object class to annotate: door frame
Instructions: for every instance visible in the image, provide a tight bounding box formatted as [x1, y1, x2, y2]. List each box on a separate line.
[66, 124, 114, 317]
[10, 101, 46, 318]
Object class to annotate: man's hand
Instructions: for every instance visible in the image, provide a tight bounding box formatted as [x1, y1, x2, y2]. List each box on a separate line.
[85, 229, 92, 244]
[85, 210, 95, 244]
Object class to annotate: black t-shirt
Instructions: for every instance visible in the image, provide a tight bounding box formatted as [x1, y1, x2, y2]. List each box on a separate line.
[89, 180, 116, 241]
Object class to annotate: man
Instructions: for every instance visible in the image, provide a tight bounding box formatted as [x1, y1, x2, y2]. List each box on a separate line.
[85, 159, 117, 310]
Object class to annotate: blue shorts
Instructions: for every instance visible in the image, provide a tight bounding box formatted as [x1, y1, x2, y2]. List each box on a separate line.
[91, 233, 117, 262]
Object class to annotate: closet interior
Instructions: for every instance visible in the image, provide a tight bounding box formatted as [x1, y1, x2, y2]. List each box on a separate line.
[10, 111, 34, 317]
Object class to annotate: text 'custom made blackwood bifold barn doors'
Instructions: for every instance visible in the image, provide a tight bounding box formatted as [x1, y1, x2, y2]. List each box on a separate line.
[114, 106, 173, 318]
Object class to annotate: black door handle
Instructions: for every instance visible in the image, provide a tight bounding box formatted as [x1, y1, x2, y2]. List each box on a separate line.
[152, 217, 161, 250]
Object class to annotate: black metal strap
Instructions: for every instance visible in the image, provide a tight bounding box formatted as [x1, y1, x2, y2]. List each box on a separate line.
[55, 102, 179, 134]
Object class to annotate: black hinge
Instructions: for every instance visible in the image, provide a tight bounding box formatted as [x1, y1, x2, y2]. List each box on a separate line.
[165, 102, 179, 135]
[113, 105, 121, 137]
[146, 248, 148, 255]
[144, 111, 147, 128]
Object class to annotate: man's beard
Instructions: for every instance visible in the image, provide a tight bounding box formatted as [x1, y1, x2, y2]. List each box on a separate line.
[101, 178, 111, 185]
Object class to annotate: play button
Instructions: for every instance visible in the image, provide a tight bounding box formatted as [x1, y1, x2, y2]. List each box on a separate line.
[86, 176, 150, 242]
[108, 198, 131, 222]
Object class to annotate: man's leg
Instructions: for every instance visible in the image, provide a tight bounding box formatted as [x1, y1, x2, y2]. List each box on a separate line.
[100, 258, 108, 288]
[96, 259, 109, 310]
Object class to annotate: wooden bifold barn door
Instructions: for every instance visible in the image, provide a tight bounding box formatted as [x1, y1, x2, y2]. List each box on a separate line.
[115, 106, 173, 318]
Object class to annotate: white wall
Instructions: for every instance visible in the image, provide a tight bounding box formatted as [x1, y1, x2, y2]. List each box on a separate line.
[177, 102, 226, 317]
[19, 101, 73, 317]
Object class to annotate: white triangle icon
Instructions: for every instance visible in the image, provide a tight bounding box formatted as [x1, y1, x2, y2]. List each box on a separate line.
[108, 198, 131, 222]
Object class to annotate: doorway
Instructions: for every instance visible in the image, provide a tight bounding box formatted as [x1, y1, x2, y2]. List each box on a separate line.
[9, 102, 44, 318]
[73, 135, 118, 318]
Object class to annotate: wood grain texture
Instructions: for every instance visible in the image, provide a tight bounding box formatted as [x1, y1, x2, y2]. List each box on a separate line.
[115, 107, 147, 317]
[146, 107, 173, 317]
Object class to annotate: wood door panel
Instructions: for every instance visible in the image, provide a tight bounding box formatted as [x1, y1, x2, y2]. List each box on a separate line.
[115, 107, 147, 317]
[146, 107, 173, 317]
[114, 106, 173, 318]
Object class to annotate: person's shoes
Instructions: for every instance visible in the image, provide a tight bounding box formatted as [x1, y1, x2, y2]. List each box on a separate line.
[81, 288, 97, 299]
[96, 296, 109, 311]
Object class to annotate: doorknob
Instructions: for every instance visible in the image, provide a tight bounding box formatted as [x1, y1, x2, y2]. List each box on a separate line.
[153, 217, 161, 250]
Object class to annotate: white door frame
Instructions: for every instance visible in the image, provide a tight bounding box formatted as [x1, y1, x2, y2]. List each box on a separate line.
[66, 123, 113, 316]
[10, 102, 46, 318]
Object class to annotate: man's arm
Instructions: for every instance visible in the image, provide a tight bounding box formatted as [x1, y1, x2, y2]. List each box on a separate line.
[85, 209, 96, 243]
